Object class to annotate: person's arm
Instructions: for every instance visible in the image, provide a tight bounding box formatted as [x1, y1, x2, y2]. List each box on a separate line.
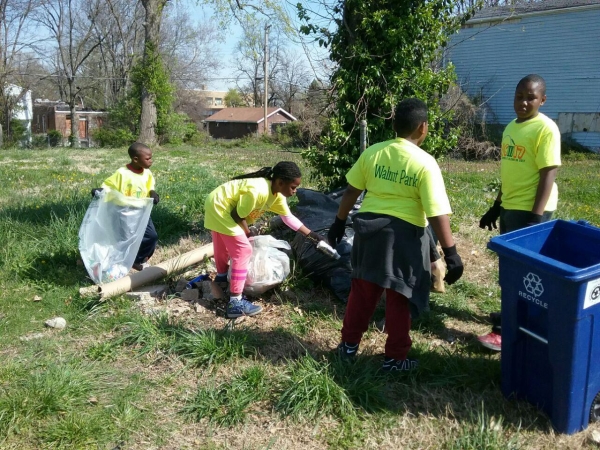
[531, 166, 558, 216]
[149, 190, 159, 205]
[327, 184, 364, 246]
[428, 215, 454, 249]
[336, 184, 363, 220]
[428, 214, 463, 285]
[479, 188, 503, 231]
[231, 207, 252, 236]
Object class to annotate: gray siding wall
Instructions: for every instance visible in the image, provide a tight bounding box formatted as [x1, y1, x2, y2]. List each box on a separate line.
[447, 6, 600, 149]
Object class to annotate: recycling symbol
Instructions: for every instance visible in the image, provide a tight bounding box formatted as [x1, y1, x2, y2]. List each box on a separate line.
[592, 286, 600, 302]
[523, 272, 544, 298]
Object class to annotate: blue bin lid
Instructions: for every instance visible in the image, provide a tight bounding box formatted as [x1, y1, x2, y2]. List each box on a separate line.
[487, 219, 600, 281]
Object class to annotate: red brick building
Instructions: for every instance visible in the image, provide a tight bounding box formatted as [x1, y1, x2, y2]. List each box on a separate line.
[32, 100, 107, 146]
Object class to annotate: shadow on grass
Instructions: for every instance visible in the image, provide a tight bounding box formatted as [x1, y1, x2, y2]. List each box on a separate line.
[112, 312, 551, 434]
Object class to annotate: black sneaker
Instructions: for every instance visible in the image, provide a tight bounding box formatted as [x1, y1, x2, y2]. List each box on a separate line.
[337, 342, 359, 361]
[381, 357, 418, 372]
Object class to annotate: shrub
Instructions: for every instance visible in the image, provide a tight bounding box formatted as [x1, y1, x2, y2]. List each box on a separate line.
[91, 127, 135, 148]
[440, 84, 501, 161]
[47, 129, 63, 147]
[31, 134, 49, 148]
[159, 112, 198, 145]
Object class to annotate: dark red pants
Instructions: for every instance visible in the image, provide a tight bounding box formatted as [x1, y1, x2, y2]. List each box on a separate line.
[341, 278, 412, 360]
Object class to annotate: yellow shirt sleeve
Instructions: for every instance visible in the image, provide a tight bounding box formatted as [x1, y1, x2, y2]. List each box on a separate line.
[268, 193, 291, 216]
[535, 128, 561, 170]
[102, 170, 123, 192]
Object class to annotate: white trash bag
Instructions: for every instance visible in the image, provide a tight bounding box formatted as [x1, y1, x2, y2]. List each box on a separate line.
[79, 188, 153, 284]
[238, 235, 292, 296]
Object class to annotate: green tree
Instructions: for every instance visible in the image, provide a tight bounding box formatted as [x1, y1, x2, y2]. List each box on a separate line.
[299, 0, 466, 189]
[224, 88, 245, 107]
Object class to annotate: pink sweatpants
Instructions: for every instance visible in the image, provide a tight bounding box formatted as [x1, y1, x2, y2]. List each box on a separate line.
[211, 231, 252, 294]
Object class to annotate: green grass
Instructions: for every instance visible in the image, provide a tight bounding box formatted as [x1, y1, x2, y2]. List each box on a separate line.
[1, 144, 599, 448]
[275, 354, 357, 421]
[183, 365, 271, 427]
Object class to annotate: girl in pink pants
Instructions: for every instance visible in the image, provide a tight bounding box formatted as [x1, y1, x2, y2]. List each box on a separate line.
[204, 161, 324, 319]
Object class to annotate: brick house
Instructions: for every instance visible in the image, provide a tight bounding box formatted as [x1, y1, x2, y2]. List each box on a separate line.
[31, 100, 107, 146]
[204, 107, 296, 139]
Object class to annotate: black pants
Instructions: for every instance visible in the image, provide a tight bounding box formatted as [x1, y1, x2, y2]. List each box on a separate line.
[427, 224, 441, 261]
[491, 209, 553, 334]
[135, 217, 158, 264]
[499, 208, 554, 234]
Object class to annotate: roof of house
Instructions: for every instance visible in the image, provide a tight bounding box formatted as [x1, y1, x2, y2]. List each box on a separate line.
[204, 107, 296, 123]
[470, 0, 600, 21]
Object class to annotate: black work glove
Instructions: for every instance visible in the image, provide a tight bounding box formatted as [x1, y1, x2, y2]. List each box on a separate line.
[442, 245, 464, 285]
[91, 187, 103, 198]
[479, 200, 501, 231]
[308, 231, 325, 244]
[527, 212, 543, 227]
[327, 216, 346, 246]
[149, 191, 160, 205]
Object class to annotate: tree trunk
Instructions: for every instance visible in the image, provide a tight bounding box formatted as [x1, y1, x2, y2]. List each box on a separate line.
[69, 103, 79, 148]
[139, 0, 166, 146]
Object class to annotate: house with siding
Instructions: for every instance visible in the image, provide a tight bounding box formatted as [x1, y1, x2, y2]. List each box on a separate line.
[204, 107, 296, 139]
[447, 0, 600, 151]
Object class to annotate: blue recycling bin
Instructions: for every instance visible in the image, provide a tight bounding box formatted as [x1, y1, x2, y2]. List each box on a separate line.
[487, 219, 600, 434]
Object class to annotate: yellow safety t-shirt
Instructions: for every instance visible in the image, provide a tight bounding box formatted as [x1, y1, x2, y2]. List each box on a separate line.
[102, 166, 155, 198]
[500, 113, 561, 212]
[346, 138, 452, 227]
[204, 177, 291, 236]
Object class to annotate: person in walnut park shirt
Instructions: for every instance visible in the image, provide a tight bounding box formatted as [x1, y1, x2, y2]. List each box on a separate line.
[328, 98, 464, 372]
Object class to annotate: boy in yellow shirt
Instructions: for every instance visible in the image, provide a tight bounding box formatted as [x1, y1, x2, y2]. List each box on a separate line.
[93, 142, 160, 271]
[328, 98, 464, 372]
[478, 74, 561, 351]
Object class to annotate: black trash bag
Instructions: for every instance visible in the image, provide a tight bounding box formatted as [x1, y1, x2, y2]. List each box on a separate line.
[291, 229, 354, 303]
[290, 188, 345, 232]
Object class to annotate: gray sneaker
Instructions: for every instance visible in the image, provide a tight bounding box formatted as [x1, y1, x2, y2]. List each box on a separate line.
[226, 296, 262, 318]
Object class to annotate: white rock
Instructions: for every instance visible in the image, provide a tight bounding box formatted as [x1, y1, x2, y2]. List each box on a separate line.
[589, 430, 600, 445]
[44, 317, 67, 329]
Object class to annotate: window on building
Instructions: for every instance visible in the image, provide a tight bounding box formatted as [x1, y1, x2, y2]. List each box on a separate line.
[215, 98, 223, 106]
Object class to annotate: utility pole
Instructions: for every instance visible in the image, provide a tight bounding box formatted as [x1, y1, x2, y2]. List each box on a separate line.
[263, 23, 271, 135]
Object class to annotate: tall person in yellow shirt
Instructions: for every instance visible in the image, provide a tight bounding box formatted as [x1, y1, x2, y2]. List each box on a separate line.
[328, 98, 464, 372]
[478, 74, 561, 351]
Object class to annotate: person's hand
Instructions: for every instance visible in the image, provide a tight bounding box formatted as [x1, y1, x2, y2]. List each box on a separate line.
[327, 216, 346, 246]
[479, 200, 501, 231]
[149, 191, 160, 205]
[91, 187, 103, 197]
[527, 212, 543, 227]
[442, 245, 463, 285]
[308, 231, 325, 244]
[247, 225, 258, 237]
